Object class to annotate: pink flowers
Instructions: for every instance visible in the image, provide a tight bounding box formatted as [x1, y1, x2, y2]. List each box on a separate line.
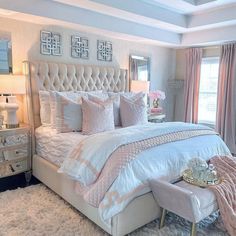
[148, 90, 166, 100]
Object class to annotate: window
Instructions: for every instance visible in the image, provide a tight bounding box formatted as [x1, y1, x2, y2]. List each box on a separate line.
[198, 57, 219, 125]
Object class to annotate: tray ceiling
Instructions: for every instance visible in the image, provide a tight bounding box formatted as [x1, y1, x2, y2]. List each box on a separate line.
[0, 0, 236, 47]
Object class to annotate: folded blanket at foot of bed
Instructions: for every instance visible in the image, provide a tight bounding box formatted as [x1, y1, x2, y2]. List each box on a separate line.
[209, 156, 236, 236]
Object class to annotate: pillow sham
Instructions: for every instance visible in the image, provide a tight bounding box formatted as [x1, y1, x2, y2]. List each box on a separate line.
[81, 97, 115, 135]
[39, 91, 51, 126]
[54, 92, 83, 133]
[108, 92, 144, 126]
[49, 90, 105, 128]
[107, 93, 121, 126]
[120, 94, 148, 127]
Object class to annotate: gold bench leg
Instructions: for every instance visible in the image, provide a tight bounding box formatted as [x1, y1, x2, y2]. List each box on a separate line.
[191, 223, 197, 236]
[159, 208, 167, 229]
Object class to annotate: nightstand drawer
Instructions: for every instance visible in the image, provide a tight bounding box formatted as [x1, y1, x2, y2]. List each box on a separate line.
[0, 133, 29, 146]
[0, 159, 28, 178]
[3, 147, 28, 161]
[0, 164, 12, 177]
[11, 159, 28, 172]
[148, 113, 166, 123]
[0, 124, 31, 179]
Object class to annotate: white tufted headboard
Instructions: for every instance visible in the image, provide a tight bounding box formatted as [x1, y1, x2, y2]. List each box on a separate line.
[23, 61, 128, 129]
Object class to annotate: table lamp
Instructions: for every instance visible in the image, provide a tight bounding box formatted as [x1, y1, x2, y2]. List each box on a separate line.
[0, 75, 25, 128]
[130, 80, 150, 105]
[130, 80, 150, 93]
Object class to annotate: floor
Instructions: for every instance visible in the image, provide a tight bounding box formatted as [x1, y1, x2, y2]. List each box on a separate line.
[0, 173, 40, 192]
[0, 184, 228, 236]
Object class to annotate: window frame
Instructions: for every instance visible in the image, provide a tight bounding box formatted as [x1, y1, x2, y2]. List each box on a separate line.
[198, 56, 220, 127]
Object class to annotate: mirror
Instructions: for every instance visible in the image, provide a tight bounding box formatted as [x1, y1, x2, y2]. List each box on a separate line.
[0, 36, 12, 74]
[129, 55, 150, 82]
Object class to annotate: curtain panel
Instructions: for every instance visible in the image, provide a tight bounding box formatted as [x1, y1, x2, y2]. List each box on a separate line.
[216, 43, 236, 154]
[184, 48, 203, 123]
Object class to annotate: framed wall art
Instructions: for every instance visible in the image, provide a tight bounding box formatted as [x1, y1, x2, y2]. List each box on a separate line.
[97, 40, 112, 61]
[71, 35, 89, 59]
[40, 30, 62, 56]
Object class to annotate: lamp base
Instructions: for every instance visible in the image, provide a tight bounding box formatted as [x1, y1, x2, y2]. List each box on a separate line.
[5, 103, 19, 129]
[6, 123, 19, 129]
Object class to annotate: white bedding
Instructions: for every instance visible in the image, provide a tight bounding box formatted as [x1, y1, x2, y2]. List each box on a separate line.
[35, 126, 87, 166]
[58, 122, 231, 222]
[36, 123, 231, 224]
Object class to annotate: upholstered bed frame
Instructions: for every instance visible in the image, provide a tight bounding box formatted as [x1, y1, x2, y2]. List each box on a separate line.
[24, 61, 161, 236]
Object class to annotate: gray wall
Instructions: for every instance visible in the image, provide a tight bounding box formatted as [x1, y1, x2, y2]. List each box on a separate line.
[0, 17, 177, 121]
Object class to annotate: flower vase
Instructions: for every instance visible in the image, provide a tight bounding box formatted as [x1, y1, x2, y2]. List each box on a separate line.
[153, 98, 159, 108]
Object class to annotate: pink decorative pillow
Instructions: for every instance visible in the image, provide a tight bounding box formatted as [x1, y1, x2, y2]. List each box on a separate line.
[107, 92, 144, 126]
[120, 94, 148, 127]
[82, 97, 115, 135]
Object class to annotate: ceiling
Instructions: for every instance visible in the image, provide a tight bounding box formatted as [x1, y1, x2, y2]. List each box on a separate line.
[0, 0, 236, 47]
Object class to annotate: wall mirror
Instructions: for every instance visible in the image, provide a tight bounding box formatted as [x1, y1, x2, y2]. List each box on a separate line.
[129, 55, 150, 82]
[0, 35, 12, 74]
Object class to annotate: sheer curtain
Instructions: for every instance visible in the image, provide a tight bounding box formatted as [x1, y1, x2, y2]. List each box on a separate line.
[216, 43, 236, 154]
[184, 48, 203, 123]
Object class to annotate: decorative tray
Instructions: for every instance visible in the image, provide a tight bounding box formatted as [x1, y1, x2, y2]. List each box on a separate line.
[182, 169, 222, 188]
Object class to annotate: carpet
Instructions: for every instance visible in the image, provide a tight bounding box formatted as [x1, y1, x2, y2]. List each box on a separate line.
[0, 184, 228, 236]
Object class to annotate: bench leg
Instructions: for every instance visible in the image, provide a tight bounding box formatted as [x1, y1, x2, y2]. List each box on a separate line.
[159, 208, 167, 229]
[191, 223, 197, 236]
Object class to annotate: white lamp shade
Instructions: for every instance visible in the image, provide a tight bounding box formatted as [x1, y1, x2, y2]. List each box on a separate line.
[0, 75, 25, 94]
[131, 80, 150, 93]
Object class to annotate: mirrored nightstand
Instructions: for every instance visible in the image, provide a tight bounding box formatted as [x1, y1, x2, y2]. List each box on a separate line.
[148, 113, 166, 123]
[0, 124, 31, 183]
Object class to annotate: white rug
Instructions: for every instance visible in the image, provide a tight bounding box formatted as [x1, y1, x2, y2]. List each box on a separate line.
[0, 184, 228, 236]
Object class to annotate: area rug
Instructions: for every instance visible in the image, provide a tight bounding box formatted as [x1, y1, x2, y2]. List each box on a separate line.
[0, 184, 228, 236]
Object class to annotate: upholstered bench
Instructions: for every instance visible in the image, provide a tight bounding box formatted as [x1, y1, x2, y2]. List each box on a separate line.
[150, 179, 218, 236]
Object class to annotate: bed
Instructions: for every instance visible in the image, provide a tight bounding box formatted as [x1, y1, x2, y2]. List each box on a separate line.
[24, 60, 231, 236]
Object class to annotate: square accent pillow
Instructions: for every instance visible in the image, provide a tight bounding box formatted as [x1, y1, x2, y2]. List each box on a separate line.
[49, 91, 85, 128]
[81, 97, 115, 135]
[108, 92, 144, 127]
[54, 92, 83, 133]
[120, 94, 148, 127]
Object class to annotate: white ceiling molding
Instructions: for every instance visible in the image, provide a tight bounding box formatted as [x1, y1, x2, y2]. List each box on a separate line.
[54, 0, 187, 33]
[0, 0, 236, 47]
[182, 24, 236, 45]
[71, 0, 187, 27]
[195, 0, 217, 6]
[187, 5, 236, 29]
[0, 0, 181, 45]
[143, 0, 236, 14]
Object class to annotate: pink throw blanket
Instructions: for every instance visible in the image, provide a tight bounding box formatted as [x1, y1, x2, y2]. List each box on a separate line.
[209, 156, 236, 236]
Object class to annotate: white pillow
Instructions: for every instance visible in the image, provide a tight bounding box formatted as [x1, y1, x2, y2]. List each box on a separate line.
[49, 90, 105, 130]
[81, 97, 115, 135]
[107, 92, 121, 126]
[39, 91, 51, 126]
[49, 91, 84, 128]
[120, 94, 148, 127]
[54, 92, 83, 133]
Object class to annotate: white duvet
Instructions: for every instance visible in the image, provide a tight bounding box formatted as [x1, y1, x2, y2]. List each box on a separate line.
[35, 126, 87, 166]
[58, 122, 231, 223]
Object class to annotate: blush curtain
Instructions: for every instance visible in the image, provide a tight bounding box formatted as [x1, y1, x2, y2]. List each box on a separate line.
[216, 43, 236, 154]
[184, 48, 203, 123]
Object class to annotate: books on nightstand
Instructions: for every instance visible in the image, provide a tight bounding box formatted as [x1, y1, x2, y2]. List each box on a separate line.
[150, 107, 163, 114]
